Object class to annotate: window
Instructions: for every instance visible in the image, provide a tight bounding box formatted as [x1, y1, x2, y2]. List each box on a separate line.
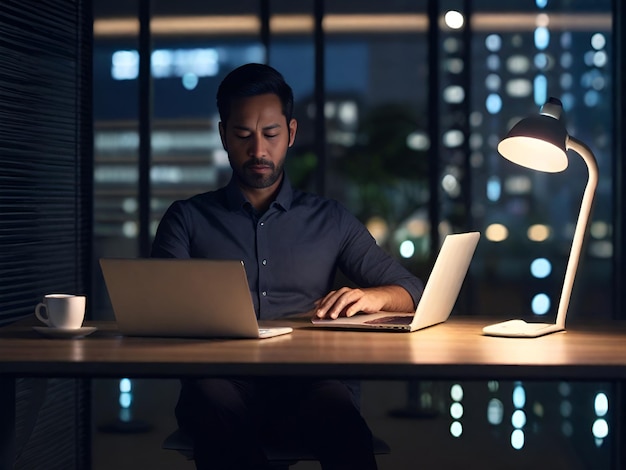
[91, 2, 617, 467]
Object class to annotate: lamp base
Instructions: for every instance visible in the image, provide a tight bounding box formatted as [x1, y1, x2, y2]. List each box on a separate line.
[482, 319, 564, 338]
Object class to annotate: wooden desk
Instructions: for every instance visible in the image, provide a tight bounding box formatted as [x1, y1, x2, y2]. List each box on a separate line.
[2, 317, 626, 380]
[2, 316, 626, 469]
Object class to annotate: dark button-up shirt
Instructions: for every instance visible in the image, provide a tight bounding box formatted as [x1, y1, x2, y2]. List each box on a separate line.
[151, 175, 424, 320]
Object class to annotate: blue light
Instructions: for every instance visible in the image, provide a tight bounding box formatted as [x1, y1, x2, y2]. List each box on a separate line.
[530, 258, 552, 278]
[485, 34, 502, 52]
[119, 392, 132, 409]
[595, 393, 609, 417]
[111, 50, 139, 80]
[531, 293, 551, 315]
[584, 90, 600, 107]
[486, 54, 501, 71]
[119, 408, 131, 423]
[591, 33, 606, 51]
[450, 402, 464, 419]
[592, 419, 609, 439]
[513, 384, 526, 408]
[512, 409, 527, 429]
[485, 94, 502, 114]
[111, 47, 221, 81]
[487, 176, 501, 201]
[119, 378, 132, 393]
[511, 429, 525, 450]
[561, 93, 575, 111]
[399, 240, 415, 258]
[533, 75, 547, 107]
[450, 384, 464, 401]
[450, 421, 463, 438]
[536, 0, 548, 8]
[487, 398, 504, 425]
[534, 27, 550, 50]
[182, 73, 199, 90]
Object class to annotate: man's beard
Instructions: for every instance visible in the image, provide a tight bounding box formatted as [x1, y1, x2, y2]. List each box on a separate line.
[234, 158, 284, 189]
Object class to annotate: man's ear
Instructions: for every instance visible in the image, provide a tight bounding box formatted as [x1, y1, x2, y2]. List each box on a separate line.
[218, 121, 227, 151]
[288, 118, 297, 147]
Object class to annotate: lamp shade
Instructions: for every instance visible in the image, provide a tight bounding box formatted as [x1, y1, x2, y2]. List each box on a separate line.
[497, 100, 569, 173]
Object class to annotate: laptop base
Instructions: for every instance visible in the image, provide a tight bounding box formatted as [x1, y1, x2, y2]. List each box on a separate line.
[311, 315, 413, 332]
[258, 327, 293, 339]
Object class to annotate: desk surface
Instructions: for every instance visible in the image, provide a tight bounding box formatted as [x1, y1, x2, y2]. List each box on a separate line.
[2, 317, 626, 380]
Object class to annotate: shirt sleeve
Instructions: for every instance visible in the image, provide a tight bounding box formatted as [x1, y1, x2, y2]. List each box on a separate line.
[150, 201, 192, 259]
[335, 204, 424, 308]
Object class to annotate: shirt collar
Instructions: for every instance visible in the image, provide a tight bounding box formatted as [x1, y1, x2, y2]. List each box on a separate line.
[225, 173, 294, 212]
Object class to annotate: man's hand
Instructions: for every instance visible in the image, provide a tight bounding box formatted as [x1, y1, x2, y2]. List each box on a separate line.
[314, 285, 414, 320]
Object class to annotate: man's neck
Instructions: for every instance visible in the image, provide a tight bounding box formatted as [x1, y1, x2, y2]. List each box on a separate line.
[238, 174, 283, 212]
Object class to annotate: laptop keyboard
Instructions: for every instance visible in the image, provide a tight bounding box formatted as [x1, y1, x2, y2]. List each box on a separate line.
[364, 316, 413, 325]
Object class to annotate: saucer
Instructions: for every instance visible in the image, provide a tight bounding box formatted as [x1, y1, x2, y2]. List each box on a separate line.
[32, 326, 97, 339]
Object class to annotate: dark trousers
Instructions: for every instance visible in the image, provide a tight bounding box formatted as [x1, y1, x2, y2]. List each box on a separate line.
[175, 378, 378, 470]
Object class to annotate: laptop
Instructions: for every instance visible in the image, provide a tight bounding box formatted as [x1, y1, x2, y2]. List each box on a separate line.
[99, 258, 293, 339]
[311, 232, 480, 332]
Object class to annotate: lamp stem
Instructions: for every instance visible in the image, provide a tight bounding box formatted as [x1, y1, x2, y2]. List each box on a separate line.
[555, 136, 599, 328]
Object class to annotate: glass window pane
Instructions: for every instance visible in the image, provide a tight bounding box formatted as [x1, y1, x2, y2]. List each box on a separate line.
[324, 1, 430, 277]
[150, 0, 264, 235]
[93, 4, 140, 318]
[268, 0, 317, 192]
[469, 1, 613, 320]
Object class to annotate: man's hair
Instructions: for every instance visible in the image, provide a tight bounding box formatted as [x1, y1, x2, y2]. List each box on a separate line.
[216, 63, 294, 127]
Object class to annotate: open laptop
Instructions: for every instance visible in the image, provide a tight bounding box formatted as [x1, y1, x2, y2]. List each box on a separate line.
[99, 258, 293, 339]
[311, 231, 480, 332]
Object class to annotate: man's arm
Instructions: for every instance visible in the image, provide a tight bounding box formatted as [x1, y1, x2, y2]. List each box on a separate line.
[313, 203, 423, 320]
[151, 201, 191, 258]
[315, 285, 415, 320]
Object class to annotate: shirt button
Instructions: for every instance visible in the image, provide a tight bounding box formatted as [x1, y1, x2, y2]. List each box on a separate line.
[262, 259, 267, 266]
[259, 222, 264, 226]
[262, 291, 267, 296]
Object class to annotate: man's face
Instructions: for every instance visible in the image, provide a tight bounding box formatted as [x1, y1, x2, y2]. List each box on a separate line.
[219, 93, 297, 190]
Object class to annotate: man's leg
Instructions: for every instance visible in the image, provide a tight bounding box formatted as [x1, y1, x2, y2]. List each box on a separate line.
[285, 380, 378, 470]
[175, 378, 270, 470]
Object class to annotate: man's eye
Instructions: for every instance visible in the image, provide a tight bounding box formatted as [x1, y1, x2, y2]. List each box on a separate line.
[266, 134, 278, 139]
[235, 134, 250, 139]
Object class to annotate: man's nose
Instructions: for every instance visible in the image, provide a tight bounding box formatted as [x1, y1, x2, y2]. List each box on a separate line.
[249, 135, 266, 157]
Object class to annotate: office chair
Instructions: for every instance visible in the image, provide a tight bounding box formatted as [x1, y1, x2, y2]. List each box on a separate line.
[162, 427, 390, 469]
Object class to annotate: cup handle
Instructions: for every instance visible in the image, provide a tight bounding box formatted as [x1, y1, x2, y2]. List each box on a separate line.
[35, 302, 50, 326]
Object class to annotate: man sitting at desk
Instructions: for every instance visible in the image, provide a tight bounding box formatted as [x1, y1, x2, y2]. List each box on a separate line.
[151, 63, 424, 470]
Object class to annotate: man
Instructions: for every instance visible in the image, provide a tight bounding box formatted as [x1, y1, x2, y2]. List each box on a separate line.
[151, 63, 424, 470]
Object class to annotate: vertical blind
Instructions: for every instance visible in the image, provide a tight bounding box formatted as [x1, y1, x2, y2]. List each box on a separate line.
[0, 0, 92, 324]
[0, 0, 92, 469]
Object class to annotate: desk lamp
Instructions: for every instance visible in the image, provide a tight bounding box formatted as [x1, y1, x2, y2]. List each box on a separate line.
[482, 97, 598, 338]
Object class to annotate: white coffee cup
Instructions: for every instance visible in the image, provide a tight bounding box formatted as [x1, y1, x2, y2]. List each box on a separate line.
[35, 294, 86, 329]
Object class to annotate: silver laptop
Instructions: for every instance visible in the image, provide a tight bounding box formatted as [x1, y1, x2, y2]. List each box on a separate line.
[311, 232, 480, 332]
[99, 258, 293, 339]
